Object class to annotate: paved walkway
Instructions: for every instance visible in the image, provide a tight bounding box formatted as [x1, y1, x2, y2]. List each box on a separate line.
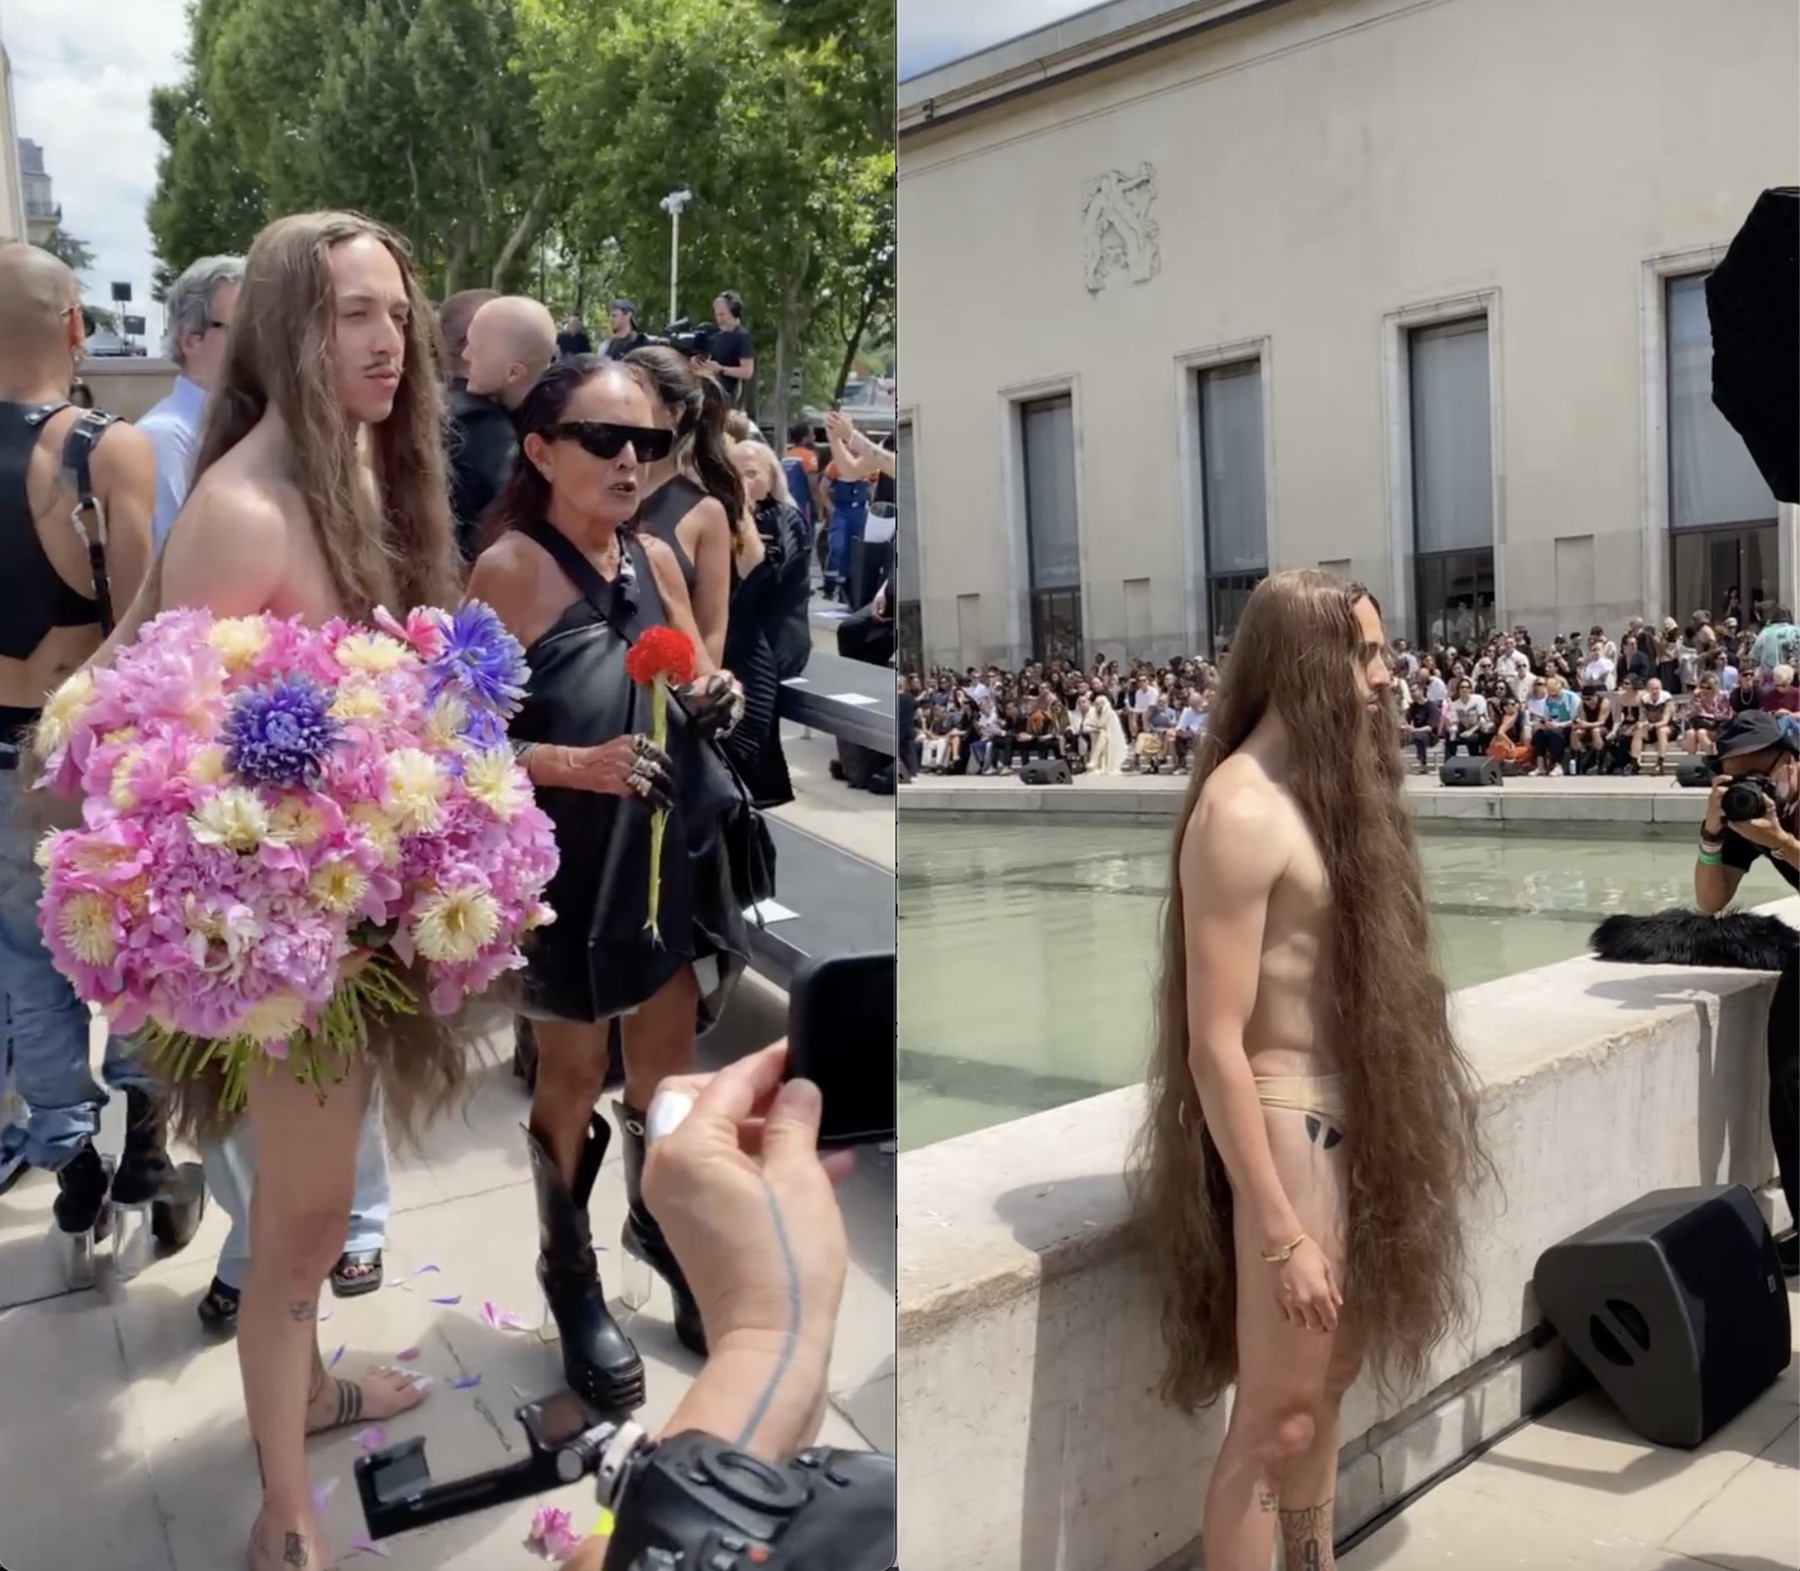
[1343, 1292, 1800, 1569]
[0, 720, 894, 1571]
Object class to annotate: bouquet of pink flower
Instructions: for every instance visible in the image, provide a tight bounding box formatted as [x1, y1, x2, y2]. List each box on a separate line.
[30, 601, 557, 1109]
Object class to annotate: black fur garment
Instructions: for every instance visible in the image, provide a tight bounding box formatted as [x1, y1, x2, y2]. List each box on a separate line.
[1590, 910, 1799, 974]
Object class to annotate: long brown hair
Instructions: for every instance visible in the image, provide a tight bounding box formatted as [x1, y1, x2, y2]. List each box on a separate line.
[1125, 569, 1489, 1409]
[191, 210, 459, 619]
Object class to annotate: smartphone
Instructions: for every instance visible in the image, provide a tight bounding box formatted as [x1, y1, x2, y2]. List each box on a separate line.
[785, 951, 896, 1148]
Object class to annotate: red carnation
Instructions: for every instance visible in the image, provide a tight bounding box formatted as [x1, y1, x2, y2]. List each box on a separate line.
[626, 626, 696, 688]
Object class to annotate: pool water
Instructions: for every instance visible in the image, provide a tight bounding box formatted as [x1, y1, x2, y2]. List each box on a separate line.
[897, 817, 1718, 1149]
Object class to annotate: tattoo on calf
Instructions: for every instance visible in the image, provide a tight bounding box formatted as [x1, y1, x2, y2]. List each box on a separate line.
[287, 1299, 317, 1324]
[1257, 1487, 1281, 1513]
[1280, 1500, 1335, 1571]
[282, 1531, 308, 1567]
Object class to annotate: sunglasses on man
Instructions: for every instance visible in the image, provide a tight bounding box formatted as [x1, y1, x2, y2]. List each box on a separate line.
[549, 421, 674, 462]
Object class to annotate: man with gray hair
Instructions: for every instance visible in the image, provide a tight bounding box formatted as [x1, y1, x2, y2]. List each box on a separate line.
[138, 254, 243, 547]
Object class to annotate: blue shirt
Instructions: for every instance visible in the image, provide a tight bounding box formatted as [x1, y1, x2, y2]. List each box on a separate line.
[137, 375, 207, 550]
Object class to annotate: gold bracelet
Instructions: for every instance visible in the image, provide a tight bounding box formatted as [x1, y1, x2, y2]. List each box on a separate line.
[1260, 1232, 1308, 1265]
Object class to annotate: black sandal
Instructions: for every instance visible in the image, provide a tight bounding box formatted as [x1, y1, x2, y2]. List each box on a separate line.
[330, 1248, 384, 1298]
[197, 1276, 240, 1335]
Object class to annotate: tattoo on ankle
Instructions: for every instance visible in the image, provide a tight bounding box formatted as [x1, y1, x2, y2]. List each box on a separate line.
[733, 1179, 801, 1449]
[334, 1377, 363, 1428]
[1257, 1487, 1280, 1513]
[1280, 1500, 1335, 1571]
[282, 1532, 308, 1567]
[287, 1299, 316, 1324]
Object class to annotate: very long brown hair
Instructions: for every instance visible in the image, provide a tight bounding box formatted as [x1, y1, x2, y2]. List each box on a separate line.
[1125, 569, 1489, 1410]
[191, 210, 460, 619]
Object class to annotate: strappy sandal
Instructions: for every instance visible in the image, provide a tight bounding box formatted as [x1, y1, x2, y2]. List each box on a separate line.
[197, 1275, 240, 1336]
[330, 1248, 384, 1299]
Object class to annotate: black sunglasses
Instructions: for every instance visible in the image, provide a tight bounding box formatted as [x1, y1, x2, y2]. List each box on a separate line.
[548, 421, 673, 462]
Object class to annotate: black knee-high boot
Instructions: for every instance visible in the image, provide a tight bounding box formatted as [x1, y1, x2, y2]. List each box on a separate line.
[111, 1086, 206, 1252]
[615, 1101, 706, 1356]
[526, 1114, 646, 1412]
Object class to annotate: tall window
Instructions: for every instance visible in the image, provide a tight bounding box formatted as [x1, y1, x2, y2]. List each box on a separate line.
[1667, 273, 1778, 623]
[895, 422, 922, 673]
[1410, 318, 1495, 648]
[1020, 394, 1082, 664]
[1197, 360, 1267, 654]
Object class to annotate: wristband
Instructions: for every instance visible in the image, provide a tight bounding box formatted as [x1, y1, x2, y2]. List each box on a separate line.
[1697, 850, 1723, 866]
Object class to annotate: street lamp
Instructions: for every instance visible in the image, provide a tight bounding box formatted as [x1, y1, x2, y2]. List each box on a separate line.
[659, 189, 691, 326]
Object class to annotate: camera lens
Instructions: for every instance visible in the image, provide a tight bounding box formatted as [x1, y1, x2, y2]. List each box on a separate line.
[1722, 781, 1768, 822]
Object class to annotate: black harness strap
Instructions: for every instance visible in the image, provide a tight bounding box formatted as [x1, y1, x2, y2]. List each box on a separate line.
[60, 408, 119, 636]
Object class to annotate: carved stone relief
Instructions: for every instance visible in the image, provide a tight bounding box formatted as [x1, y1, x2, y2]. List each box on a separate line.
[1081, 162, 1160, 294]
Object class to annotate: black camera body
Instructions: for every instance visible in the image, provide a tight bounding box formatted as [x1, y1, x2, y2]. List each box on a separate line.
[1722, 772, 1776, 823]
[660, 318, 717, 359]
[354, 1391, 895, 1571]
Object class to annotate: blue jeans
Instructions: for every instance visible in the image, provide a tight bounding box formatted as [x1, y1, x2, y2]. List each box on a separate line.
[201, 1096, 390, 1292]
[0, 770, 155, 1174]
[825, 509, 864, 586]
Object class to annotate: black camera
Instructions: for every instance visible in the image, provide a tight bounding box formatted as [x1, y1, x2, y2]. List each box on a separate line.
[1722, 773, 1776, 823]
[354, 1390, 895, 1571]
[660, 318, 717, 359]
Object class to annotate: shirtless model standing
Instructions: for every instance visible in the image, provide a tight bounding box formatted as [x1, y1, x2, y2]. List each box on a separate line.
[103, 211, 464, 1571]
[1129, 570, 1486, 1571]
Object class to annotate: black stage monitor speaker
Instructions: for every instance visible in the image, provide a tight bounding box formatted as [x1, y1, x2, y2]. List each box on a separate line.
[1020, 758, 1072, 786]
[1439, 756, 1502, 787]
[1533, 1184, 1790, 1448]
[1675, 756, 1717, 789]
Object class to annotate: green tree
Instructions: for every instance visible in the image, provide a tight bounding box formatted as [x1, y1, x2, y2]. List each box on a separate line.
[38, 226, 97, 275]
[517, 0, 894, 437]
[148, 0, 550, 295]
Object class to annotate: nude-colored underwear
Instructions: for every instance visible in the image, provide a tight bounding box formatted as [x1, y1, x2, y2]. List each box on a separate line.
[1253, 1073, 1347, 1148]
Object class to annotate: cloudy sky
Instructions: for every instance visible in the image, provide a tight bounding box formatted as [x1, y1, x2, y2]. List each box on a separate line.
[6, 0, 189, 340]
[900, 0, 1096, 79]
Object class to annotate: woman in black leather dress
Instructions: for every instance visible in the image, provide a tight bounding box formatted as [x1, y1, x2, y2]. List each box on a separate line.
[467, 357, 748, 1410]
[622, 346, 742, 668]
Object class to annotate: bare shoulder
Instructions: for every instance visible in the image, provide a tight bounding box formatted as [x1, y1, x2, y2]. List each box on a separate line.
[466, 529, 543, 632]
[640, 533, 689, 593]
[178, 469, 292, 552]
[89, 417, 155, 479]
[1180, 756, 1291, 895]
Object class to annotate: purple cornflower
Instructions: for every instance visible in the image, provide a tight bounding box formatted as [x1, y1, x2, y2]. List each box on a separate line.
[221, 677, 341, 788]
[459, 708, 507, 752]
[426, 603, 530, 717]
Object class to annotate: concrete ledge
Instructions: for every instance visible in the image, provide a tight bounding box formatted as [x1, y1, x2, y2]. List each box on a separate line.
[896, 899, 1798, 1570]
[900, 772, 1710, 832]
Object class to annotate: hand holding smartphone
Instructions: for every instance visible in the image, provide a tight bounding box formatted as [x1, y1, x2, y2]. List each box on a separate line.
[784, 951, 896, 1147]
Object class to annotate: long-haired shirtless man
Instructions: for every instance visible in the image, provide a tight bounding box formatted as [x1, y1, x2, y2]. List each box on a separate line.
[105, 211, 465, 1571]
[1129, 570, 1487, 1571]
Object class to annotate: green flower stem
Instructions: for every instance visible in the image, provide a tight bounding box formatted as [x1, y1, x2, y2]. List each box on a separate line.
[147, 954, 419, 1114]
[645, 676, 668, 942]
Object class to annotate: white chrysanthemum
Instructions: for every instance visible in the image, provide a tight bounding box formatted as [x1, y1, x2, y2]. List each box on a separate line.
[522, 901, 555, 932]
[310, 861, 370, 916]
[460, 748, 529, 821]
[411, 886, 501, 964]
[335, 632, 411, 674]
[33, 832, 56, 871]
[206, 617, 271, 671]
[267, 797, 326, 848]
[34, 670, 96, 757]
[239, 994, 305, 1045]
[188, 788, 271, 853]
[382, 748, 447, 834]
[329, 681, 386, 724]
[349, 802, 400, 865]
[424, 693, 470, 750]
[58, 893, 116, 966]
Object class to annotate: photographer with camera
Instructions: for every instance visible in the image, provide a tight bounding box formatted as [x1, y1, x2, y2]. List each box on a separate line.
[694, 291, 755, 411]
[1695, 710, 1799, 1273]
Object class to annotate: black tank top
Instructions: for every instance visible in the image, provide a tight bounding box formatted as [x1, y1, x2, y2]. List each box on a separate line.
[0, 402, 100, 727]
[633, 474, 705, 595]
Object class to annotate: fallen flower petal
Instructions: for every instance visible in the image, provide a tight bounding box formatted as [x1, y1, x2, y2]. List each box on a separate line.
[428, 1294, 463, 1306]
[527, 1505, 583, 1561]
[394, 1345, 422, 1362]
[480, 1300, 528, 1332]
[347, 1536, 393, 1559]
[327, 1344, 346, 1370]
[311, 1477, 340, 1514]
[451, 1374, 482, 1390]
[355, 1427, 386, 1452]
[411, 1264, 441, 1277]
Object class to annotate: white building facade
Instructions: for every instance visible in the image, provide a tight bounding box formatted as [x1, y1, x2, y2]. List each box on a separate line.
[896, 0, 1800, 671]
[0, 41, 26, 244]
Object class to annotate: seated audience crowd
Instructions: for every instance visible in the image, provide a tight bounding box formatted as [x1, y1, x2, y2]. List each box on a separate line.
[899, 603, 1800, 780]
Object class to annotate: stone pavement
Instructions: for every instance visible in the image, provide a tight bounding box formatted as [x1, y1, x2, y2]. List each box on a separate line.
[0, 721, 894, 1571]
[1343, 1290, 1800, 1570]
